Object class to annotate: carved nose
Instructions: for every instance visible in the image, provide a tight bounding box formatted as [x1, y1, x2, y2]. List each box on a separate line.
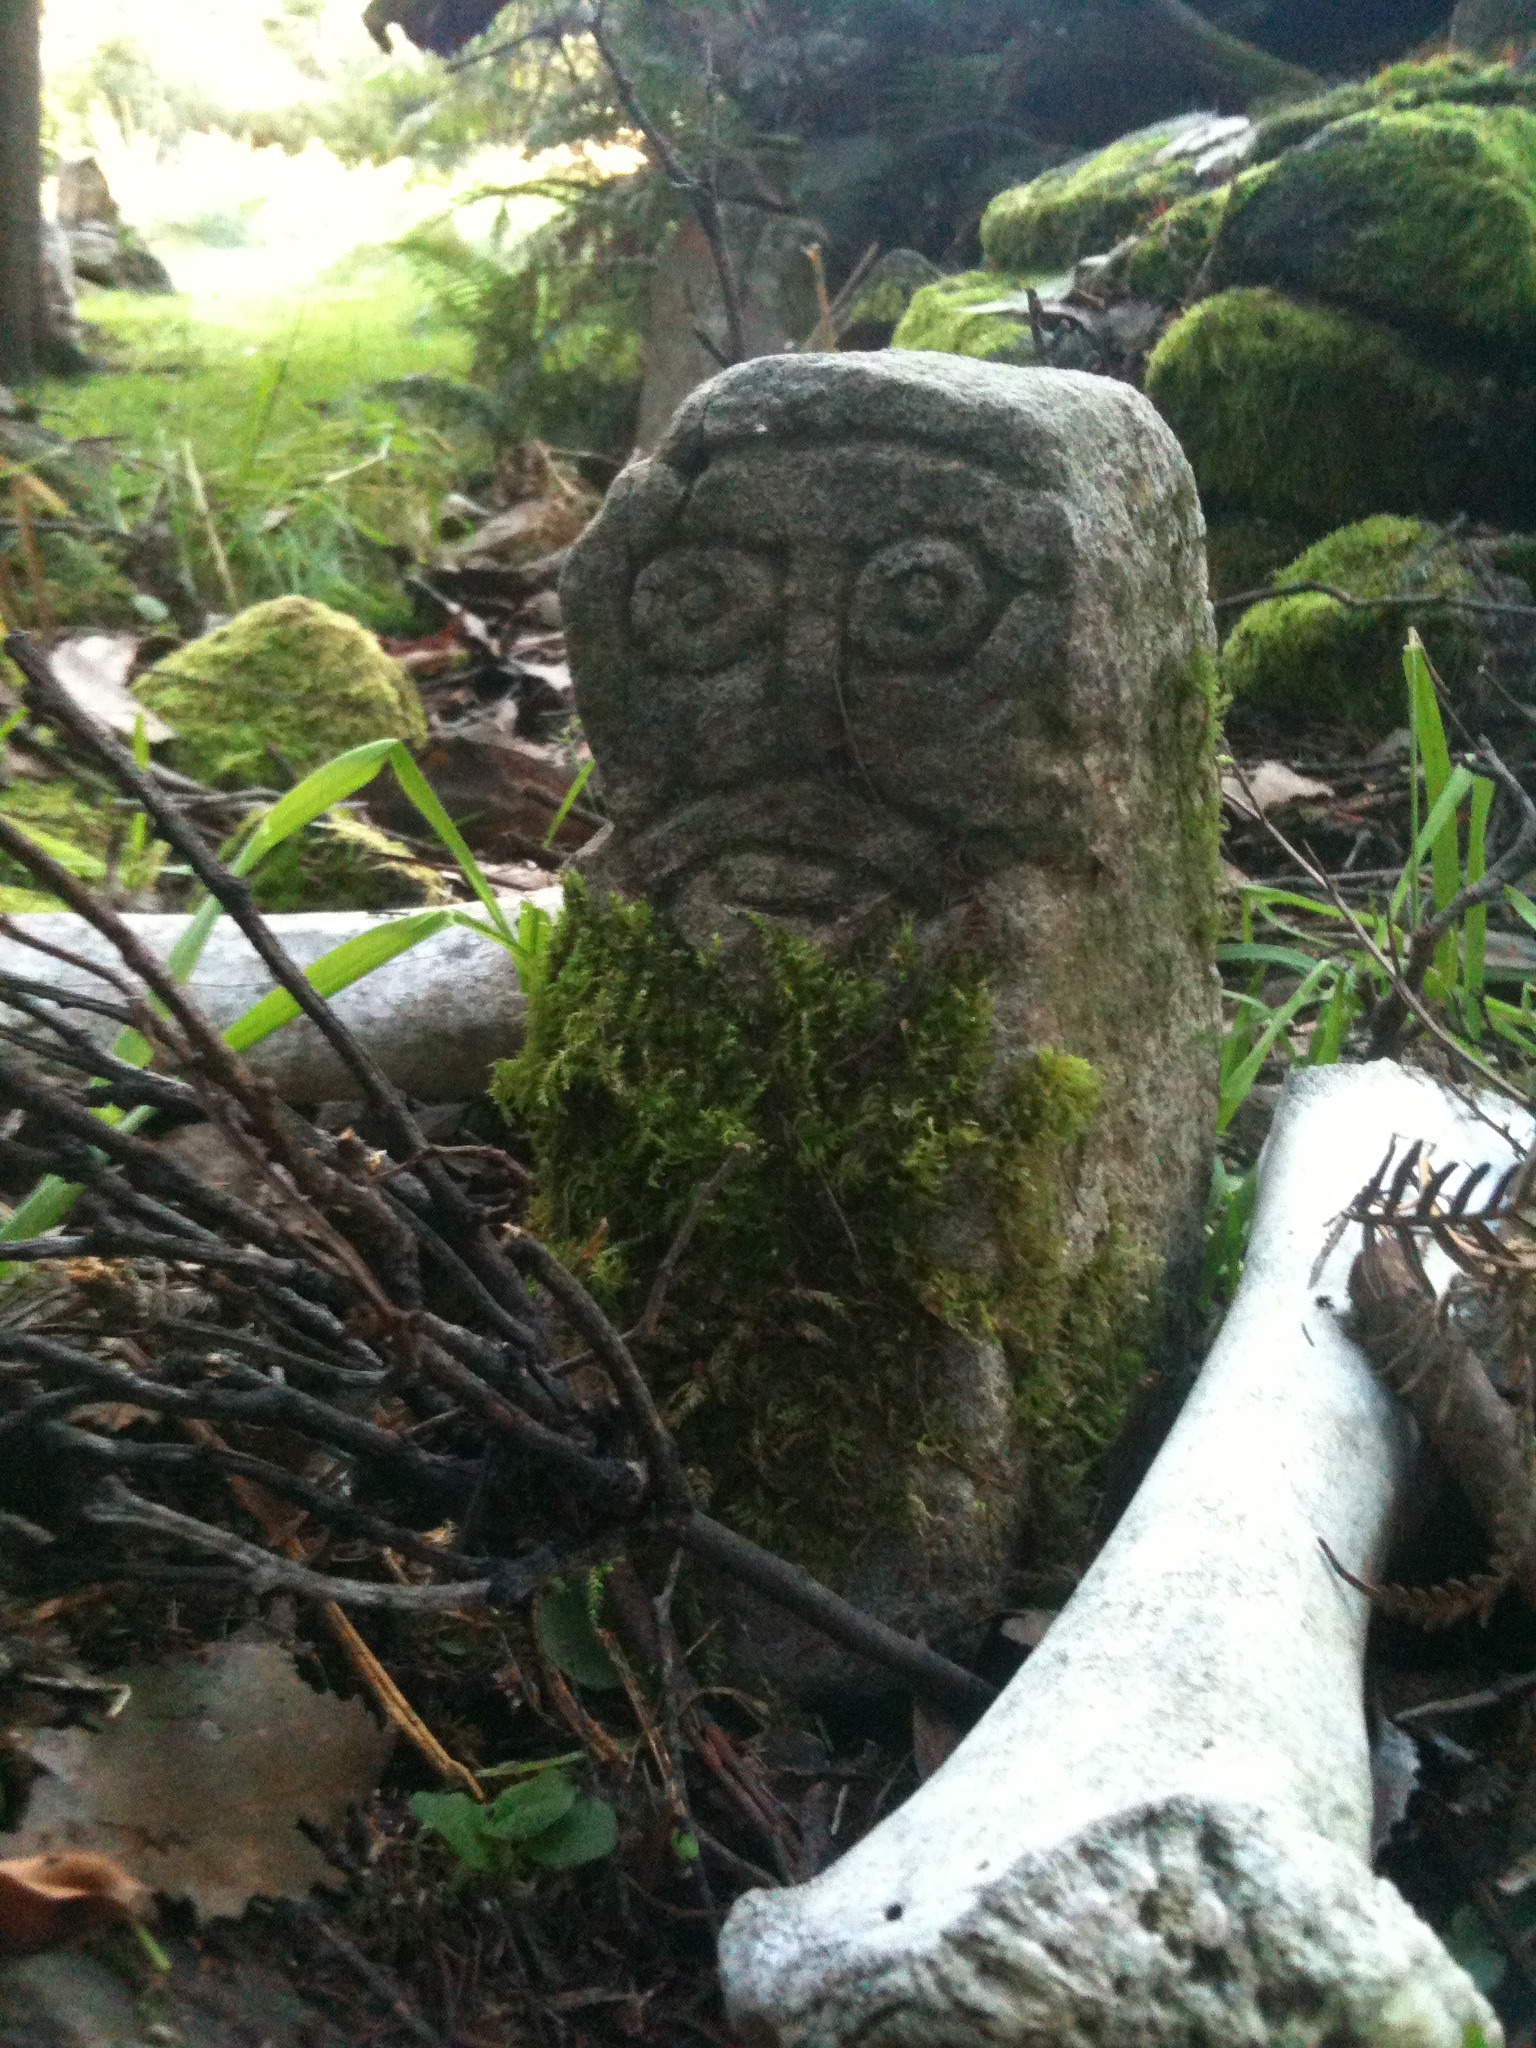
[778, 555, 851, 761]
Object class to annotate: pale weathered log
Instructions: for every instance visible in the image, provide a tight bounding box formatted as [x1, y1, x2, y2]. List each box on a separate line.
[0, 892, 558, 1101]
[720, 1061, 1521, 2047]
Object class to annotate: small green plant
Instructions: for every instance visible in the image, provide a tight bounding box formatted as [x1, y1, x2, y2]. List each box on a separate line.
[1205, 629, 1524, 1305]
[0, 725, 553, 1266]
[411, 1763, 618, 1880]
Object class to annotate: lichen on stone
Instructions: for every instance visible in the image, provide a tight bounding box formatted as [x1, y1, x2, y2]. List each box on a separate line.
[890, 272, 1037, 365]
[1220, 516, 1479, 734]
[1145, 287, 1536, 533]
[980, 122, 1209, 275]
[1211, 101, 1536, 360]
[494, 881, 1151, 1574]
[133, 595, 427, 790]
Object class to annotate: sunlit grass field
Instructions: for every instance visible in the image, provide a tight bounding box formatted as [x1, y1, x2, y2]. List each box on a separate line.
[36, 258, 481, 628]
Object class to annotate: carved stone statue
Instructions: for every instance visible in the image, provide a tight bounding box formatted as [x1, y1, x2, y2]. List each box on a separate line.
[559, 352, 1220, 1669]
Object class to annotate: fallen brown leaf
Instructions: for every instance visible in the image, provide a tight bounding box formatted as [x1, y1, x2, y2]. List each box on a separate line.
[1, 1635, 391, 1922]
[0, 1851, 152, 1956]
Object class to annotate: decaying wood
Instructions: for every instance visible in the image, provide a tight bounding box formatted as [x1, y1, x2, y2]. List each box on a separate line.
[1343, 1139, 1536, 1624]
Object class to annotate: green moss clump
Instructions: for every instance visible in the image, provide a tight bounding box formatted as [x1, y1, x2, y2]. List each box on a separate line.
[1145, 288, 1535, 532]
[248, 813, 452, 914]
[133, 595, 427, 789]
[495, 884, 1148, 1573]
[890, 273, 1037, 365]
[1490, 533, 1536, 588]
[1220, 516, 1480, 732]
[1250, 54, 1536, 163]
[1211, 103, 1536, 358]
[980, 124, 1206, 275]
[0, 774, 165, 901]
[1103, 188, 1228, 304]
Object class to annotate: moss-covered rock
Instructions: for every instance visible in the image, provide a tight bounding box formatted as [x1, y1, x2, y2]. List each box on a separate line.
[1211, 102, 1536, 359]
[133, 596, 427, 790]
[980, 117, 1219, 275]
[496, 884, 1151, 1582]
[1220, 516, 1480, 732]
[1100, 187, 1228, 304]
[1249, 53, 1536, 164]
[248, 813, 452, 915]
[1145, 288, 1536, 532]
[890, 271, 1037, 364]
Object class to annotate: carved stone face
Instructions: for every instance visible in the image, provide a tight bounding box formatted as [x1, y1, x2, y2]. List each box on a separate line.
[563, 354, 1202, 935]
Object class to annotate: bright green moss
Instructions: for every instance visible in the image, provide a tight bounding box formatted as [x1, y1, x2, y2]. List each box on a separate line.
[1103, 188, 1229, 304]
[1250, 54, 1536, 163]
[1212, 103, 1536, 358]
[1220, 516, 1480, 733]
[495, 884, 1149, 1573]
[891, 272, 1037, 365]
[0, 774, 165, 900]
[1145, 288, 1533, 532]
[248, 812, 452, 913]
[133, 595, 427, 789]
[980, 125, 1206, 275]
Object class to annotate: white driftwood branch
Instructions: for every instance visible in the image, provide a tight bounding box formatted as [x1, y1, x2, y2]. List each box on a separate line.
[0, 891, 558, 1102]
[721, 1060, 1524, 2047]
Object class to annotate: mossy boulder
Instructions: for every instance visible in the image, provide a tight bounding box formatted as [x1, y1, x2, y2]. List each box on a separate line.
[1249, 53, 1536, 163]
[1099, 187, 1229, 304]
[980, 115, 1229, 275]
[133, 596, 427, 790]
[1210, 101, 1536, 359]
[248, 813, 451, 915]
[890, 272, 1037, 364]
[498, 885, 1150, 1592]
[1144, 288, 1536, 532]
[1220, 516, 1480, 733]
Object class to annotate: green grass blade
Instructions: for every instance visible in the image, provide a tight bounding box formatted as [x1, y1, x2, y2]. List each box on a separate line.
[237, 738, 400, 872]
[1463, 773, 1493, 1035]
[1216, 942, 1329, 973]
[1389, 765, 1474, 924]
[387, 747, 516, 946]
[542, 758, 594, 851]
[1218, 957, 1338, 1132]
[221, 910, 453, 1052]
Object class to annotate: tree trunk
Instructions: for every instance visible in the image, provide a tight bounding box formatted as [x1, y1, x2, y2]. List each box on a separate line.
[0, 0, 43, 386]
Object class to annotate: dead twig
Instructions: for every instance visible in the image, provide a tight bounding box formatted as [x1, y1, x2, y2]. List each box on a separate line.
[1215, 579, 1536, 619]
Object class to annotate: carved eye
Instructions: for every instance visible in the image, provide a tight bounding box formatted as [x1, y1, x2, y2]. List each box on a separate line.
[629, 547, 777, 670]
[848, 537, 989, 666]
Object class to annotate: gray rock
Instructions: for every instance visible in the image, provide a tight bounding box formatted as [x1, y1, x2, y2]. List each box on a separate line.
[632, 205, 821, 453]
[720, 1062, 1511, 2047]
[562, 352, 1220, 1657]
[39, 222, 83, 359]
[1452, 0, 1536, 47]
[0, 891, 556, 1103]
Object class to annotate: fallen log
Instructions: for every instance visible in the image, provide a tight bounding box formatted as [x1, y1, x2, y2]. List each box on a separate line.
[0, 891, 557, 1102]
[720, 1060, 1520, 2047]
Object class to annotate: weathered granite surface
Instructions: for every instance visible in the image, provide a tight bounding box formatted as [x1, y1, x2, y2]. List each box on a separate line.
[561, 352, 1221, 1651]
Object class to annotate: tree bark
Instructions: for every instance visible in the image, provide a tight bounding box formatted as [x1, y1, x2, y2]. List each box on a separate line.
[0, 0, 43, 386]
